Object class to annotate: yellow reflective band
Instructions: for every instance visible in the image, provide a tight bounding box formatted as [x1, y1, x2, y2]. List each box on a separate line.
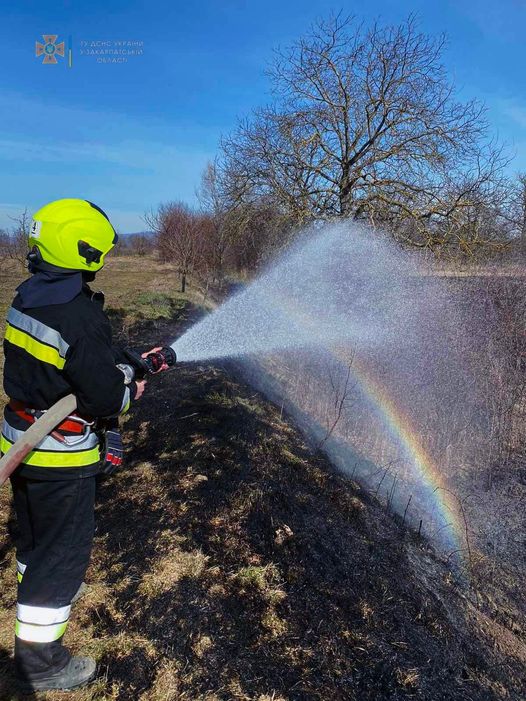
[16, 620, 68, 643]
[5, 324, 66, 369]
[0, 436, 100, 468]
[17, 572, 23, 583]
[121, 398, 130, 415]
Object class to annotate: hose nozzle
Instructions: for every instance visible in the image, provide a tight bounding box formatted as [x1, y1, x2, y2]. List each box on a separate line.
[142, 347, 177, 374]
[117, 346, 177, 384]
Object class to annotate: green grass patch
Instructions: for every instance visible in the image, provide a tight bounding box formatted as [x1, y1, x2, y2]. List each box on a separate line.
[234, 563, 281, 591]
[124, 292, 186, 320]
[206, 391, 266, 416]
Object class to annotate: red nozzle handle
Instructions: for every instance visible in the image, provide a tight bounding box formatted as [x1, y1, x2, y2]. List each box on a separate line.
[143, 347, 177, 374]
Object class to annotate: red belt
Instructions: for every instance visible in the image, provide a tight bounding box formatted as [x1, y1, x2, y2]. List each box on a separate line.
[8, 400, 91, 435]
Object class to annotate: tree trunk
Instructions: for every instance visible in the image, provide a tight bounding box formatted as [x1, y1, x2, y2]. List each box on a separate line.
[521, 181, 526, 257]
[339, 171, 353, 216]
[181, 272, 186, 293]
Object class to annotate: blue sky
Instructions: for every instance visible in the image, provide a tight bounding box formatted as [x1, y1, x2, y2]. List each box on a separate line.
[1, 0, 525, 232]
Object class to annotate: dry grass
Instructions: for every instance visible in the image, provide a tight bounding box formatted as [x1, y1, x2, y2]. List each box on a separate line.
[0, 257, 525, 700]
[138, 551, 209, 597]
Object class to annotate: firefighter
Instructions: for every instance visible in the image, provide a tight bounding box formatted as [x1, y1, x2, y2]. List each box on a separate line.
[1, 199, 151, 692]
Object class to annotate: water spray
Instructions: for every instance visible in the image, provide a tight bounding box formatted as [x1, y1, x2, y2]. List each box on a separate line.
[170, 222, 479, 564]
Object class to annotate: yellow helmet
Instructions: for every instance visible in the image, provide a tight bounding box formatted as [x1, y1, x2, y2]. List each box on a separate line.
[28, 198, 118, 272]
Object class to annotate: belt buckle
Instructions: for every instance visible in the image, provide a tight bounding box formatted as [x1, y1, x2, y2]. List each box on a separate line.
[61, 433, 91, 447]
[58, 415, 95, 447]
[66, 414, 95, 428]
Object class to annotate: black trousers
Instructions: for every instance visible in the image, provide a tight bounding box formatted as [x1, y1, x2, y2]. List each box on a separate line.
[10, 474, 96, 681]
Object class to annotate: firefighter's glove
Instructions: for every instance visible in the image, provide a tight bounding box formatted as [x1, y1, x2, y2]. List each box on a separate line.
[102, 430, 124, 475]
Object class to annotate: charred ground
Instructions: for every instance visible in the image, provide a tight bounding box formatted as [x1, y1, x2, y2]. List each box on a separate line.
[0, 258, 524, 701]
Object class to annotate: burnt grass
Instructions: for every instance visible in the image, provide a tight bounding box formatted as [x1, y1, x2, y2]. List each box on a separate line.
[1, 301, 525, 701]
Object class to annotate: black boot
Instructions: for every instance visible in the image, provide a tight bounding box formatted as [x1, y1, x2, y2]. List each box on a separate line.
[17, 656, 96, 692]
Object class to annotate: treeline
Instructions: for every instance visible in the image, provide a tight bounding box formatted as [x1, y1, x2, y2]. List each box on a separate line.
[145, 15, 526, 292]
[144, 181, 297, 291]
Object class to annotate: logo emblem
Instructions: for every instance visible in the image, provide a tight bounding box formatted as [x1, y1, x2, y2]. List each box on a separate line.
[35, 35, 65, 64]
[30, 221, 42, 238]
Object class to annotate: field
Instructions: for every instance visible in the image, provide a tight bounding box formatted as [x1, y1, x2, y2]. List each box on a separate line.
[0, 257, 525, 700]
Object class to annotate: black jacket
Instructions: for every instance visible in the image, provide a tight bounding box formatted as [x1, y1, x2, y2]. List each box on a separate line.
[2, 285, 136, 480]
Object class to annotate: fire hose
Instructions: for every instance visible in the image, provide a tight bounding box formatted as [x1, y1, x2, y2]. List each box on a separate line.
[0, 347, 176, 487]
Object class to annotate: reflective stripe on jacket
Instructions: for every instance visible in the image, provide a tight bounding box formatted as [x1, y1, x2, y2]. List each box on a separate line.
[1, 416, 101, 469]
[2, 285, 133, 480]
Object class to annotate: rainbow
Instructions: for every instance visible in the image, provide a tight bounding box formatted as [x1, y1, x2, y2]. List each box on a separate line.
[272, 294, 468, 564]
[347, 354, 467, 560]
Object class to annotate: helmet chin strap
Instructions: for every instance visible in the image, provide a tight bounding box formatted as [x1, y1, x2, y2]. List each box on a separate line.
[27, 246, 99, 278]
[82, 271, 97, 282]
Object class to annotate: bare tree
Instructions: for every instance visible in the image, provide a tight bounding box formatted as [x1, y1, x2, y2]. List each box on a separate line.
[129, 233, 153, 257]
[517, 174, 526, 257]
[145, 202, 203, 292]
[197, 160, 298, 276]
[226, 199, 296, 274]
[197, 162, 232, 285]
[221, 14, 507, 249]
[489, 173, 526, 261]
[0, 229, 10, 257]
[318, 356, 355, 450]
[6, 208, 31, 267]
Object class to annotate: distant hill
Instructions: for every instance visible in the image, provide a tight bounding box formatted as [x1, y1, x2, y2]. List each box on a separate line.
[119, 230, 155, 239]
